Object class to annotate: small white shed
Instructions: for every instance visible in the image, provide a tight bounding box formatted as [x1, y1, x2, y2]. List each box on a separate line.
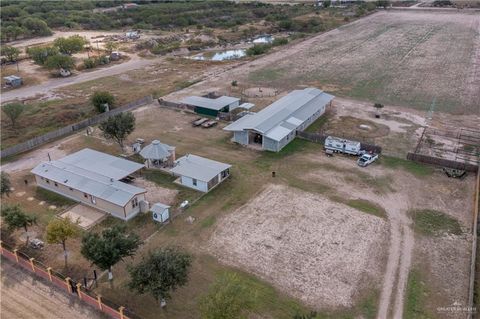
[152, 203, 170, 223]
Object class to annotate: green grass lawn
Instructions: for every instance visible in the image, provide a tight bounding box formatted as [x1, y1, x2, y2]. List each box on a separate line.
[346, 199, 387, 219]
[379, 156, 434, 177]
[410, 209, 463, 237]
[404, 269, 432, 319]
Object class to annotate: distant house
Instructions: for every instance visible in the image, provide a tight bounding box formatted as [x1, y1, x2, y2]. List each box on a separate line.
[4, 75, 22, 87]
[139, 140, 176, 168]
[224, 88, 334, 152]
[170, 154, 231, 192]
[31, 149, 147, 221]
[181, 95, 240, 117]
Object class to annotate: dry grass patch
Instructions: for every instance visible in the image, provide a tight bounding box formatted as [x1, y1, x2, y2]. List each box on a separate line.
[208, 184, 388, 309]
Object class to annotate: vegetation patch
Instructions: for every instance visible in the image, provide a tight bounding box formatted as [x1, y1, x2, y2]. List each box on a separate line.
[404, 269, 432, 319]
[35, 188, 75, 207]
[346, 199, 386, 219]
[410, 209, 462, 237]
[379, 156, 433, 177]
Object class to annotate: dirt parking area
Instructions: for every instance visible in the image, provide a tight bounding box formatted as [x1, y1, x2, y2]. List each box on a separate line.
[1, 259, 103, 319]
[133, 177, 178, 205]
[208, 184, 388, 309]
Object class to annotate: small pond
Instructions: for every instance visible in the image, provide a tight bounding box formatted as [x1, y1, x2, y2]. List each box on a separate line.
[192, 49, 246, 61]
[252, 35, 274, 44]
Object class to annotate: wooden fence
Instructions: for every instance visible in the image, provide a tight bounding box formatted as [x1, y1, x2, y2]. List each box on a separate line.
[0, 95, 153, 159]
[0, 241, 140, 319]
[406, 152, 479, 172]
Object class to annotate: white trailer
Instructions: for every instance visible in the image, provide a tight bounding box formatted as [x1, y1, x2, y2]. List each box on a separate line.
[324, 136, 361, 155]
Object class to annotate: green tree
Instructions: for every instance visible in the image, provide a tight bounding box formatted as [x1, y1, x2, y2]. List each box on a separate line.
[99, 112, 136, 150]
[1, 172, 12, 197]
[21, 17, 52, 36]
[46, 217, 80, 268]
[54, 35, 87, 55]
[128, 247, 191, 307]
[1, 25, 26, 42]
[44, 54, 75, 72]
[104, 41, 119, 54]
[1, 46, 21, 62]
[376, 0, 390, 8]
[2, 103, 25, 128]
[81, 225, 141, 280]
[27, 46, 59, 65]
[91, 91, 115, 113]
[323, 0, 331, 8]
[1, 205, 36, 245]
[199, 273, 255, 319]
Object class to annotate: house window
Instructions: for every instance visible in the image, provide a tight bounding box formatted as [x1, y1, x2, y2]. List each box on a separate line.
[84, 193, 88, 198]
[69, 187, 73, 191]
[46, 179, 50, 184]
[221, 169, 229, 179]
[192, 178, 197, 186]
[131, 197, 138, 208]
[54, 182, 58, 187]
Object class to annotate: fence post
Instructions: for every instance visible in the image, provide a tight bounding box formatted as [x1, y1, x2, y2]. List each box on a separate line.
[13, 249, 19, 263]
[76, 283, 83, 299]
[97, 295, 103, 310]
[65, 277, 72, 293]
[0, 241, 3, 254]
[119, 306, 125, 319]
[47, 267, 53, 281]
[29, 258, 35, 272]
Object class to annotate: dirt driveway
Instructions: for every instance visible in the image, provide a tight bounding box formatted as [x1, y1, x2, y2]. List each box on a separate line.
[0, 259, 104, 319]
[1, 53, 160, 102]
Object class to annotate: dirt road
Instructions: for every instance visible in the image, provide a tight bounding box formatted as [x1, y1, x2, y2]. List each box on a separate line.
[0, 259, 103, 319]
[1, 54, 159, 102]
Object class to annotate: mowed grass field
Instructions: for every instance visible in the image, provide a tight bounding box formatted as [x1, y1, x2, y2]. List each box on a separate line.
[248, 10, 480, 114]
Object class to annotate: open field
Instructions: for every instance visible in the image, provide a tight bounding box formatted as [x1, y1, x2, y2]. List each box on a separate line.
[169, 10, 480, 115]
[208, 184, 388, 309]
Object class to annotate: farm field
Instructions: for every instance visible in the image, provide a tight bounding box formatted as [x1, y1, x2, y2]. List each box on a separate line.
[172, 10, 480, 114]
[247, 10, 480, 113]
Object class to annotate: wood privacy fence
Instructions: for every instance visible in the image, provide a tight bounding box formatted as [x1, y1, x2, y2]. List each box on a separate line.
[0, 95, 153, 159]
[0, 241, 140, 319]
[296, 131, 383, 154]
[406, 152, 479, 172]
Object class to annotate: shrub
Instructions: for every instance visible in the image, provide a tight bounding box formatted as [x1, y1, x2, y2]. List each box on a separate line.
[91, 91, 114, 113]
[272, 37, 288, 46]
[83, 58, 96, 69]
[246, 44, 271, 56]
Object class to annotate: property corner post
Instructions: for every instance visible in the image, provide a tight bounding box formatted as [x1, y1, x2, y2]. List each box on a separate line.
[65, 277, 72, 293]
[47, 267, 53, 281]
[76, 283, 82, 299]
[29, 258, 35, 272]
[97, 295, 103, 310]
[119, 306, 125, 319]
[0, 241, 3, 254]
[13, 249, 19, 262]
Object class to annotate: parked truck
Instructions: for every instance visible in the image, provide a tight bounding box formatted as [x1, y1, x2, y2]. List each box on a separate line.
[324, 136, 361, 155]
[357, 153, 379, 167]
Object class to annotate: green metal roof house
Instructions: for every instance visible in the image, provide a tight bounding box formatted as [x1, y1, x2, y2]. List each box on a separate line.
[181, 95, 240, 117]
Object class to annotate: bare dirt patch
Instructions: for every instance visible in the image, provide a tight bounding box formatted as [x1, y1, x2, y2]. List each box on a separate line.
[133, 177, 178, 205]
[208, 184, 388, 309]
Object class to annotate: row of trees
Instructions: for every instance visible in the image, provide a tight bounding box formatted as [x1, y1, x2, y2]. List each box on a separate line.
[0, 201, 192, 307]
[1, 17, 52, 42]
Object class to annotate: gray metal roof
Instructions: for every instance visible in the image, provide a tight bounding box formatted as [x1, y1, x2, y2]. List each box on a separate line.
[31, 149, 145, 206]
[31, 161, 146, 207]
[170, 154, 231, 182]
[139, 140, 175, 160]
[60, 148, 144, 180]
[224, 88, 334, 141]
[181, 96, 240, 110]
[152, 202, 170, 212]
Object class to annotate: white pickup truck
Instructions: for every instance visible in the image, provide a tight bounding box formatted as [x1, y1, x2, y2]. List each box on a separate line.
[357, 153, 379, 167]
